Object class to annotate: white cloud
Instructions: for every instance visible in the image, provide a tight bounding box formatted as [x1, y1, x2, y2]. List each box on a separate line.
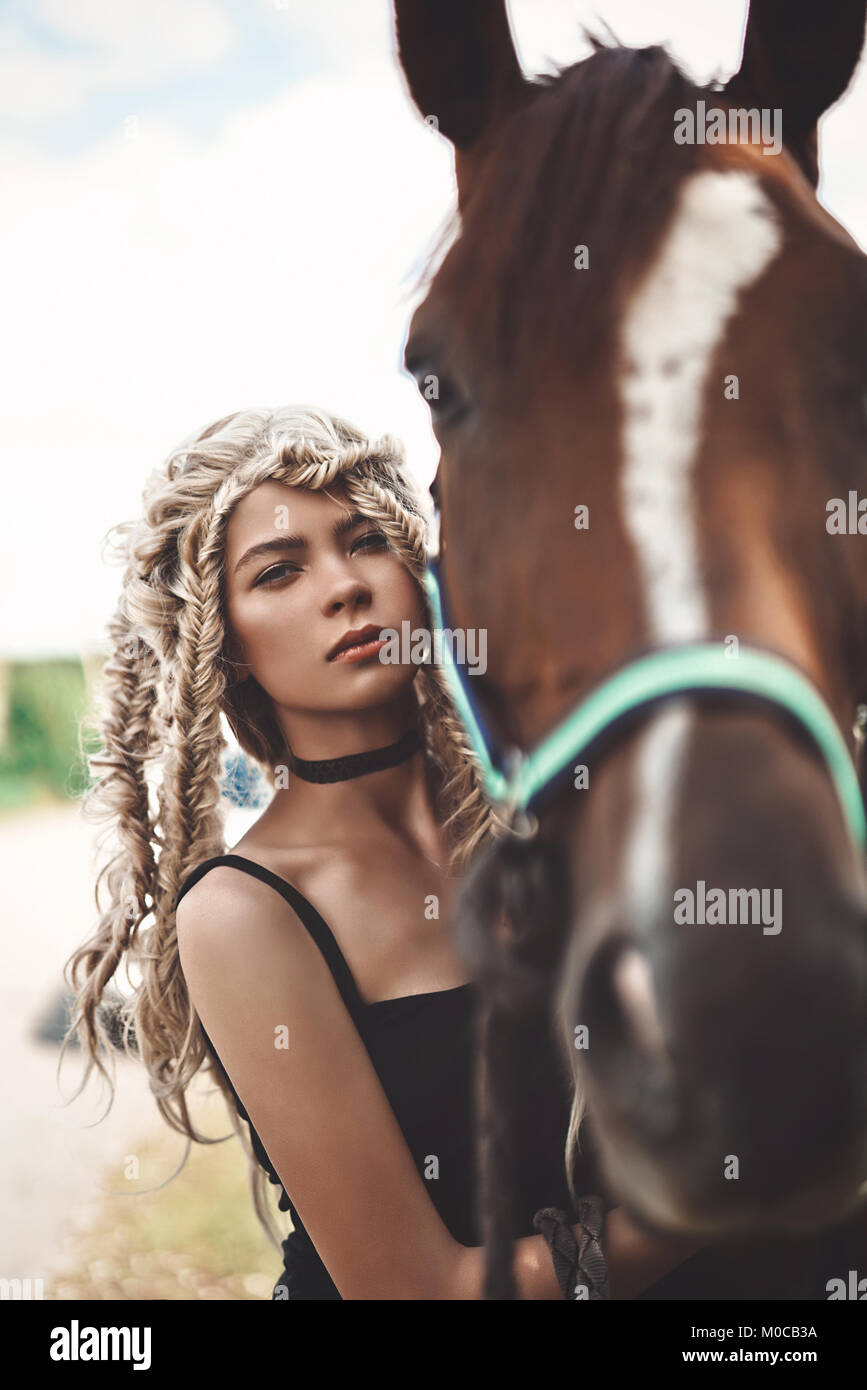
[0, 53, 454, 658]
[510, 0, 749, 84]
[257, 0, 396, 71]
[0, 0, 235, 124]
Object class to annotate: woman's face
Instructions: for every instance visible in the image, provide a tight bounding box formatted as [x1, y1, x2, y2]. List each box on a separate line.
[222, 479, 428, 716]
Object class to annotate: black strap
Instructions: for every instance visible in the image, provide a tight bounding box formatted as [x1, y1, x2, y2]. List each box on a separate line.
[175, 854, 367, 1022]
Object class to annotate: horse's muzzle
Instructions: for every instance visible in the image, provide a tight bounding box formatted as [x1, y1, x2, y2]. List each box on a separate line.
[565, 908, 867, 1237]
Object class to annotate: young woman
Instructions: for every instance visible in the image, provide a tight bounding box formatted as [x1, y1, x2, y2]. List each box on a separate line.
[63, 405, 704, 1299]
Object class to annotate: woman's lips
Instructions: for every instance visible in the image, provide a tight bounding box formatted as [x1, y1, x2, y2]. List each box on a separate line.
[330, 636, 387, 663]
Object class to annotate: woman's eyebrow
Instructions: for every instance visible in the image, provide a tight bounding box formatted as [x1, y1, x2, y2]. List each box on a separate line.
[233, 510, 370, 575]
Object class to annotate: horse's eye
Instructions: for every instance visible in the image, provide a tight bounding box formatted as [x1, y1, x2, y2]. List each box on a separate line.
[407, 356, 470, 427]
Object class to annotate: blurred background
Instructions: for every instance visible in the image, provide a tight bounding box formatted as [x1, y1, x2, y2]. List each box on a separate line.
[3, 0, 866, 1300]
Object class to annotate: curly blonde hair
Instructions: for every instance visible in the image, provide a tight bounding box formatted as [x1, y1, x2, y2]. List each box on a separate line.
[61, 405, 505, 1250]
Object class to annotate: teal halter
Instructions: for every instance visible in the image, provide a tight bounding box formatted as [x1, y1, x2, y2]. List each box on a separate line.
[422, 558, 867, 852]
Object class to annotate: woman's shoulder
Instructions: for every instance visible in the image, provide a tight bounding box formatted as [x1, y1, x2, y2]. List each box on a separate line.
[222, 837, 335, 896]
[174, 852, 335, 1000]
[175, 843, 317, 926]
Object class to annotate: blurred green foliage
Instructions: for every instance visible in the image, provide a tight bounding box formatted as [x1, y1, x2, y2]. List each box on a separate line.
[0, 658, 99, 811]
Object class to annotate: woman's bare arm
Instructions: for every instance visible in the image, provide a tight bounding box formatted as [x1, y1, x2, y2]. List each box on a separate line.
[177, 865, 467, 1299]
[177, 865, 705, 1300]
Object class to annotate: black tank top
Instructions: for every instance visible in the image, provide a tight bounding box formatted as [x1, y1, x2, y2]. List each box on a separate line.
[175, 853, 607, 1300]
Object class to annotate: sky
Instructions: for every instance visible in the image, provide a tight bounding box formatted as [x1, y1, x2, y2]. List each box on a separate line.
[3, 0, 867, 660]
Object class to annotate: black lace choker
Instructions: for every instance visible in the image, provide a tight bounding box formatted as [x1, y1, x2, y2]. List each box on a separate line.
[287, 728, 422, 783]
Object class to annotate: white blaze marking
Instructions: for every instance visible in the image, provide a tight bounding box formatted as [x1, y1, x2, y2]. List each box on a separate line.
[623, 703, 692, 932]
[618, 169, 782, 927]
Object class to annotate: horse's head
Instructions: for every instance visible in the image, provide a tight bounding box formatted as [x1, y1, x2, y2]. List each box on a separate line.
[396, 1, 867, 1237]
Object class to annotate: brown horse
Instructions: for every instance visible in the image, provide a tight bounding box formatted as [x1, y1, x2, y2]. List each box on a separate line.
[394, 0, 867, 1297]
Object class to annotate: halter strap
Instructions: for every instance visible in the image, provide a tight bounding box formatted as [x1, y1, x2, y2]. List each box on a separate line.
[422, 559, 866, 852]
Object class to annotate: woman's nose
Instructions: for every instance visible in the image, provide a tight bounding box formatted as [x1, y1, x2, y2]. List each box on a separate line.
[323, 573, 371, 615]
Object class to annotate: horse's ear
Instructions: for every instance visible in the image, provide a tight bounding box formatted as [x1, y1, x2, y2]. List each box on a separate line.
[393, 0, 527, 182]
[724, 0, 867, 185]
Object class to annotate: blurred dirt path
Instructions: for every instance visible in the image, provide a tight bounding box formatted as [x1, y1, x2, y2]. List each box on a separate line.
[0, 802, 162, 1285]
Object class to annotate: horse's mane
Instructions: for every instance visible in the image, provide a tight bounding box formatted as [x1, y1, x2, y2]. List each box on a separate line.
[419, 39, 705, 376]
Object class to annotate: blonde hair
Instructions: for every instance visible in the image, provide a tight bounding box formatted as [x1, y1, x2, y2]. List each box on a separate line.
[61, 405, 504, 1249]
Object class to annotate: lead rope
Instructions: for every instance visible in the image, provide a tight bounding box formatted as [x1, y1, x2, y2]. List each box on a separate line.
[498, 790, 610, 1301]
[457, 806, 611, 1299]
[533, 1197, 610, 1299]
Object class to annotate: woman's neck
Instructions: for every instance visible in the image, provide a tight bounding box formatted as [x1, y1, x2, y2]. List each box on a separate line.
[261, 702, 445, 861]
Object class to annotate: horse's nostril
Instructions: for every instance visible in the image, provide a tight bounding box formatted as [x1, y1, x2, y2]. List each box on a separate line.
[612, 947, 667, 1057]
[577, 935, 683, 1141]
[581, 936, 668, 1060]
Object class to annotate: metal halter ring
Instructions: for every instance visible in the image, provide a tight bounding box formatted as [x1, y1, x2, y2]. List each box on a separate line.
[500, 748, 539, 839]
[505, 805, 539, 839]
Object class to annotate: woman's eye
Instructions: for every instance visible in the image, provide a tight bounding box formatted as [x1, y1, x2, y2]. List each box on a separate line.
[352, 531, 389, 553]
[253, 534, 387, 586]
[254, 563, 299, 587]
